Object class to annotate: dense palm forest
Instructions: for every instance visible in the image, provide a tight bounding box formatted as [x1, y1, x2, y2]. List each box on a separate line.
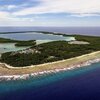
[0, 38, 36, 46]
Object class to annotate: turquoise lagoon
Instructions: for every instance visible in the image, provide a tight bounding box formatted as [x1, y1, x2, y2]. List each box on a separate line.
[0, 32, 75, 53]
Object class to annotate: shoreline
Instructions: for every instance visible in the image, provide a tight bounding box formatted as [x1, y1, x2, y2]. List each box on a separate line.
[0, 51, 100, 81]
[0, 58, 100, 81]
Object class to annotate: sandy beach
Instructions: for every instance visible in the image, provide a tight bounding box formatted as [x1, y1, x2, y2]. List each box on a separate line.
[0, 51, 100, 81]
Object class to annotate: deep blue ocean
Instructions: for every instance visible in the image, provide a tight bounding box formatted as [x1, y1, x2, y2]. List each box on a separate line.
[0, 27, 100, 100]
[0, 27, 100, 36]
[0, 63, 100, 100]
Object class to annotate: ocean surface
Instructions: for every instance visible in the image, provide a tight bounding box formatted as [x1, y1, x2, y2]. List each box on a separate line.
[0, 63, 100, 100]
[0, 27, 100, 100]
[0, 27, 100, 36]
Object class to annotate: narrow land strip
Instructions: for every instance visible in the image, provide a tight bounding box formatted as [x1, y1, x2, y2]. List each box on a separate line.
[0, 51, 100, 80]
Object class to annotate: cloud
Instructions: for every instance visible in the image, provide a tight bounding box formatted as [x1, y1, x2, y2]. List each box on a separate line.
[0, 11, 10, 19]
[0, 0, 100, 26]
[1, 0, 100, 18]
[0, 11, 34, 22]
[70, 13, 100, 17]
[13, 0, 100, 16]
[0, 5, 17, 11]
[7, 5, 17, 10]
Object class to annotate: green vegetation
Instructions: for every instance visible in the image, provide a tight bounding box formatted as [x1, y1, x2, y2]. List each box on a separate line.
[1, 52, 47, 66]
[0, 37, 36, 47]
[1, 34, 100, 67]
[0, 38, 18, 43]
[15, 40, 36, 47]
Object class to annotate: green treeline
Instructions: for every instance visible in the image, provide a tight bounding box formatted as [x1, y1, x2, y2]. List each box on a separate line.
[0, 38, 36, 46]
[15, 40, 36, 47]
[0, 38, 19, 43]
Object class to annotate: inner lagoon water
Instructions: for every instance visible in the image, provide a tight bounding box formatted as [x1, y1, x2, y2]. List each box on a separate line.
[0, 32, 73, 41]
[0, 32, 75, 53]
[0, 27, 100, 100]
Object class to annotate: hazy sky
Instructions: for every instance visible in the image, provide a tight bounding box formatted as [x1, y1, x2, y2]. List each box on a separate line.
[0, 0, 100, 26]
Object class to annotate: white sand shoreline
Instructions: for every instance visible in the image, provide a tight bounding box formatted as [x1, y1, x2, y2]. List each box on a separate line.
[0, 58, 100, 81]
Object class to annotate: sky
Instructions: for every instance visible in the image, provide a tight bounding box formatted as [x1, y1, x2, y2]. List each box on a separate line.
[0, 0, 100, 27]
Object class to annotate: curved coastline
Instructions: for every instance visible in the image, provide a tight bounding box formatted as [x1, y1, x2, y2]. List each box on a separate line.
[0, 51, 100, 81]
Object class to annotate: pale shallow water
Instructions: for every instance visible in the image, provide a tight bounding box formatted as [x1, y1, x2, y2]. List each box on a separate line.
[0, 43, 28, 54]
